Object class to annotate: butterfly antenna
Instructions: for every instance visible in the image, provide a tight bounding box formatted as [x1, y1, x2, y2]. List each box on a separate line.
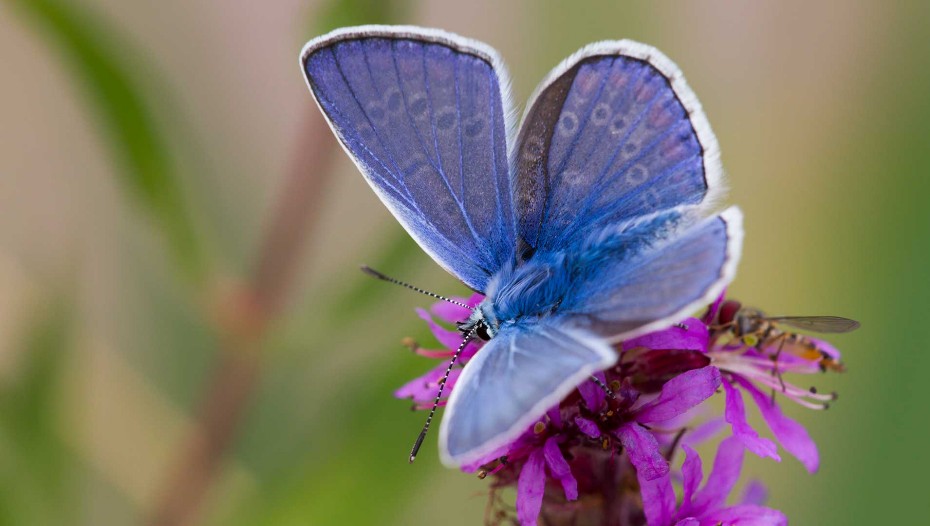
[409, 326, 477, 463]
[360, 265, 472, 309]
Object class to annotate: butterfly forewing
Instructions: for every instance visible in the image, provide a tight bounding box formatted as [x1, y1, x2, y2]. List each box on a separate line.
[302, 27, 516, 291]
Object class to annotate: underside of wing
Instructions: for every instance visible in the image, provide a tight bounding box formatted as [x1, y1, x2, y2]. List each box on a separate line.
[439, 323, 616, 467]
[564, 207, 743, 342]
[514, 41, 724, 254]
[302, 26, 517, 291]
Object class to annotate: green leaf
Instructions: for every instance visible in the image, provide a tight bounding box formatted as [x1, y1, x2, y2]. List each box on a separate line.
[0, 297, 77, 526]
[8, 0, 209, 284]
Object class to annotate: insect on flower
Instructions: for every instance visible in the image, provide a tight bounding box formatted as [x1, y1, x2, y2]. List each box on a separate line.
[710, 299, 859, 374]
[301, 25, 743, 467]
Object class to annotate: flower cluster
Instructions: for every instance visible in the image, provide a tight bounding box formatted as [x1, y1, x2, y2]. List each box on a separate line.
[396, 293, 846, 526]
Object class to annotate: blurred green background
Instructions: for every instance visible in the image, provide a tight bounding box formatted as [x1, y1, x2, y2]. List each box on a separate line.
[1, 0, 927, 524]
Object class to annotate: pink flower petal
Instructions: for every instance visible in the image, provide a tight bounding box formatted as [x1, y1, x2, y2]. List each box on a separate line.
[575, 416, 601, 439]
[673, 519, 700, 526]
[722, 380, 780, 461]
[429, 295, 480, 323]
[394, 364, 461, 403]
[577, 373, 607, 411]
[617, 423, 669, 481]
[415, 308, 463, 350]
[430, 303, 468, 324]
[737, 377, 820, 473]
[546, 405, 562, 429]
[635, 366, 721, 423]
[623, 317, 709, 352]
[639, 471, 676, 526]
[516, 448, 547, 526]
[679, 445, 704, 513]
[691, 436, 745, 515]
[702, 290, 727, 324]
[543, 437, 578, 500]
[459, 437, 523, 473]
[701, 505, 788, 526]
[394, 362, 443, 401]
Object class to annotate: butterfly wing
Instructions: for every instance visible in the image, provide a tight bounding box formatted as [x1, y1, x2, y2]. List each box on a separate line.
[301, 26, 516, 291]
[564, 207, 743, 342]
[438, 208, 741, 467]
[513, 41, 724, 254]
[439, 322, 616, 466]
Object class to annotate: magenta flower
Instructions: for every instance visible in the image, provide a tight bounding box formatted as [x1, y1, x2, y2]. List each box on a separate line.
[703, 296, 836, 472]
[641, 436, 787, 526]
[613, 366, 722, 481]
[460, 406, 580, 526]
[395, 293, 851, 525]
[394, 293, 484, 408]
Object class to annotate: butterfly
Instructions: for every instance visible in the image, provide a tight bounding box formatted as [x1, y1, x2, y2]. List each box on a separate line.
[300, 25, 742, 467]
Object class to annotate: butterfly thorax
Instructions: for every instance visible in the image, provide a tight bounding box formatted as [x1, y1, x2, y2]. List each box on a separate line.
[463, 253, 574, 340]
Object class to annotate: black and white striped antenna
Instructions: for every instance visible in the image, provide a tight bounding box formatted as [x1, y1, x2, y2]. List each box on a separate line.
[360, 265, 472, 309]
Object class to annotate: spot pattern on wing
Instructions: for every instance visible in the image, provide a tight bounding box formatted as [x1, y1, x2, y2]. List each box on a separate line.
[514, 54, 709, 253]
[304, 35, 514, 290]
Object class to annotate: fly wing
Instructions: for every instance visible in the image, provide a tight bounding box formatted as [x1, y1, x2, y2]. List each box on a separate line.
[302, 26, 516, 291]
[766, 316, 860, 333]
[439, 322, 616, 467]
[513, 40, 724, 254]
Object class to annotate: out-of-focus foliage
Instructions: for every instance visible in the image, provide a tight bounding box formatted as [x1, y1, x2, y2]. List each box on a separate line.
[7, 0, 209, 284]
[0, 297, 76, 526]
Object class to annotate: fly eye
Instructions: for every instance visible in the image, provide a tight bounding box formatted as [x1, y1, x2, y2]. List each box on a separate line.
[719, 300, 742, 324]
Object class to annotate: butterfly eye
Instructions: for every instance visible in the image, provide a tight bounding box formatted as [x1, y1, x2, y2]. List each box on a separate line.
[475, 323, 492, 341]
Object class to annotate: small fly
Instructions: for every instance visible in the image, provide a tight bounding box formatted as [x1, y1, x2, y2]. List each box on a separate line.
[710, 299, 860, 375]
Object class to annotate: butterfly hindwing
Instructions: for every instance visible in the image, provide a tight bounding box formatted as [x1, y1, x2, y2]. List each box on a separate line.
[302, 26, 516, 291]
[514, 41, 723, 254]
[565, 206, 743, 341]
[439, 322, 616, 466]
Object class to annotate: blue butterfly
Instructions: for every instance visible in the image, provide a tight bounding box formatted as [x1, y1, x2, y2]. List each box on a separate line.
[301, 26, 742, 467]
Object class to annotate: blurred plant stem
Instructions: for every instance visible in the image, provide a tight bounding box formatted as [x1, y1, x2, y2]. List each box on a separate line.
[146, 106, 337, 526]
[10, 0, 408, 523]
[148, 1, 408, 522]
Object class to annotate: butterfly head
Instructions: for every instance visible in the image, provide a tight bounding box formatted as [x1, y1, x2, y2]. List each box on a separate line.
[457, 301, 500, 341]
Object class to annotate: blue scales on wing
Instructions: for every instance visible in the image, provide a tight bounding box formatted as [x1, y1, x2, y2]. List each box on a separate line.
[561, 206, 742, 340]
[302, 29, 515, 291]
[439, 322, 616, 466]
[513, 43, 719, 255]
[483, 205, 742, 343]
